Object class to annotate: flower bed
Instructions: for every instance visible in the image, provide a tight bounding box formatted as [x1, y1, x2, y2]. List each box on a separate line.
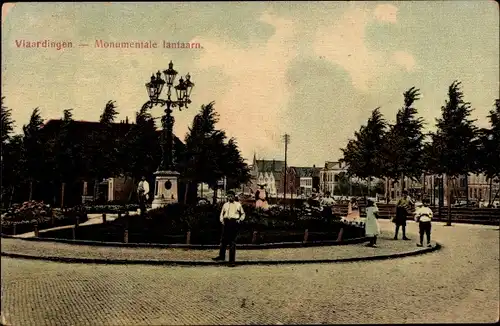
[39, 203, 365, 244]
[83, 204, 140, 214]
[340, 217, 366, 228]
[1, 201, 88, 235]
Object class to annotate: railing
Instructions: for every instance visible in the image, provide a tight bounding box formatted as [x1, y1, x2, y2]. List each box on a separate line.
[240, 200, 500, 225]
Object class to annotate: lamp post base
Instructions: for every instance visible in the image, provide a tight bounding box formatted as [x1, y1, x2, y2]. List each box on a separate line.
[151, 170, 180, 209]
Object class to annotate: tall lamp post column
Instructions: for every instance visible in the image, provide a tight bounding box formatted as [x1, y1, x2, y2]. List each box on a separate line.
[142, 61, 194, 208]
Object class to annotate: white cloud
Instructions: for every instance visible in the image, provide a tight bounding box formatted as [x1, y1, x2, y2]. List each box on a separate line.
[373, 4, 398, 24]
[313, 5, 416, 91]
[189, 11, 298, 160]
[392, 51, 416, 72]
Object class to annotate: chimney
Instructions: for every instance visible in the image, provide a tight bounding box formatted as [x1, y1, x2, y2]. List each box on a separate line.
[125, 116, 129, 124]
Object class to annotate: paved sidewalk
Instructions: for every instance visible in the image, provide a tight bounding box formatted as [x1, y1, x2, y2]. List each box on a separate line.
[12, 213, 121, 238]
[2, 231, 438, 265]
[1, 220, 497, 325]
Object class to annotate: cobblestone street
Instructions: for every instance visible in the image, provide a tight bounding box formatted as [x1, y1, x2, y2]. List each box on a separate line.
[1, 220, 499, 325]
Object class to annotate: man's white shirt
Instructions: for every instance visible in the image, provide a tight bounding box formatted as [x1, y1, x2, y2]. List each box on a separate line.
[414, 206, 433, 222]
[320, 197, 336, 207]
[138, 180, 150, 199]
[220, 201, 246, 223]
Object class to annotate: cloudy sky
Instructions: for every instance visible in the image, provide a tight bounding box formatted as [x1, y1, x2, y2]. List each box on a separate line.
[2, 2, 498, 167]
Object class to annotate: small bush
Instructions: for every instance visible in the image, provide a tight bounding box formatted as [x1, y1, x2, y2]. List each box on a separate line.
[1, 202, 88, 235]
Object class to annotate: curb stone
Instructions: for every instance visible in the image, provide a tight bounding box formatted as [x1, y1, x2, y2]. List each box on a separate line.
[0, 234, 369, 249]
[0, 243, 442, 267]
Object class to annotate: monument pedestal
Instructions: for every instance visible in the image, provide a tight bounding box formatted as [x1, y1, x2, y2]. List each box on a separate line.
[151, 170, 180, 209]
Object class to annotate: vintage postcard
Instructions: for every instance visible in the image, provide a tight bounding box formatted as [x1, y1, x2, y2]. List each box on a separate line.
[1, 2, 499, 325]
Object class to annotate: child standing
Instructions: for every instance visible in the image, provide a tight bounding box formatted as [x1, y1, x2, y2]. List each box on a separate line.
[365, 199, 380, 247]
[414, 199, 433, 247]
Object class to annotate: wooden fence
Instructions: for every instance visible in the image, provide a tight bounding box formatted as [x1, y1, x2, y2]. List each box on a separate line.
[242, 200, 500, 225]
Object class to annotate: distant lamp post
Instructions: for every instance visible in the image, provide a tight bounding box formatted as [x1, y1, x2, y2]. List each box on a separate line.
[142, 61, 195, 208]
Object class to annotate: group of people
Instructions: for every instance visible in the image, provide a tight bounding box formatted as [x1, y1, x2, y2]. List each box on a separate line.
[137, 177, 434, 265]
[364, 190, 434, 248]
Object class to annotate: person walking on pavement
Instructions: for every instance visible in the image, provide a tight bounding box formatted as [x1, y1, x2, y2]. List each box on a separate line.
[393, 190, 412, 240]
[365, 198, 380, 247]
[137, 176, 150, 217]
[320, 191, 336, 221]
[414, 199, 433, 247]
[212, 191, 246, 266]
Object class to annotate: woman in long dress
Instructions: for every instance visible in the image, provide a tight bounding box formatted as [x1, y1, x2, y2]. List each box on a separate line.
[365, 198, 380, 247]
[255, 184, 269, 210]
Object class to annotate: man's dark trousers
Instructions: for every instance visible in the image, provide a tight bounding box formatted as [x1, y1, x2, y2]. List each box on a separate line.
[138, 194, 146, 216]
[219, 219, 239, 262]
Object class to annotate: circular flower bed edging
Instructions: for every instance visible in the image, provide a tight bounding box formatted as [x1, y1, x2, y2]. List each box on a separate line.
[12, 232, 369, 250]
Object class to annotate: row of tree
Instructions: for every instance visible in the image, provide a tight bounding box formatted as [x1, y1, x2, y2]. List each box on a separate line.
[0, 97, 251, 207]
[340, 81, 500, 207]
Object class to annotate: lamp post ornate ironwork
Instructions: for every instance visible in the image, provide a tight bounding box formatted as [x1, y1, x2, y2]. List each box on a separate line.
[142, 61, 194, 208]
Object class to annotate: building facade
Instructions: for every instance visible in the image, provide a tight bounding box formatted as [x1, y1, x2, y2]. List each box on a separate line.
[319, 161, 348, 195]
[385, 173, 499, 204]
[292, 166, 319, 197]
[249, 155, 285, 198]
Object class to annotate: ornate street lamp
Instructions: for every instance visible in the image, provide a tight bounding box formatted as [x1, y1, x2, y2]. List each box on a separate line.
[142, 61, 195, 208]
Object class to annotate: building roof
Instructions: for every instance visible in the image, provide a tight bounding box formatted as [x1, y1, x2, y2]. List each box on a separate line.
[41, 119, 183, 144]
[293, 167, 315, 178]
[254, 159, 285, 173]
[324, 161, 347, 170]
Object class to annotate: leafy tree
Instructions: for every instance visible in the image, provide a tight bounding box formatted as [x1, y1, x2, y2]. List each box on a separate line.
[431, 81, 478, 224]
[219, 137, 252, 190]
[22, 108, 46, 201]
[89, 101, 120, 181]
[45, 109, 85, 207]
[122, 106, 162, 180]
[382, 87, 425, 195]
[181, 102, 250, 203]
[1, 135, 24, 207]
[341, 108, 387, 183]
[1, 97, 14, 145]
[1, 97, 15, 207]
[477, 99, 500, 204]
[99, 100, 118, 124]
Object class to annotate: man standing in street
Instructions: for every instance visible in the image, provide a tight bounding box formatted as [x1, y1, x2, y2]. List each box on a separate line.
[137, 176, 149, 217]
[393, 190, 412, 240]
[213, 191, 245, 266]
[414, 199, 433, 247]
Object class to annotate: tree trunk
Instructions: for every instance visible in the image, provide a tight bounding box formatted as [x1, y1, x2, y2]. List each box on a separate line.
[127, 177, 137, 203]
[385, 178, 390, 204]
[8, 186, 15, 207]
[430, 175, 434, 207]
[492, 184, 500, 203]
[29, 180, 33, 201]
[422, 174, 426, 200]
[212, 185, 218, 205]
[489, 178, 493, 205]
[446, 175, 452, 226]
[465, 173, 469, 206]
[61, 182, 66, 209]
[183, 181, 189, 204]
